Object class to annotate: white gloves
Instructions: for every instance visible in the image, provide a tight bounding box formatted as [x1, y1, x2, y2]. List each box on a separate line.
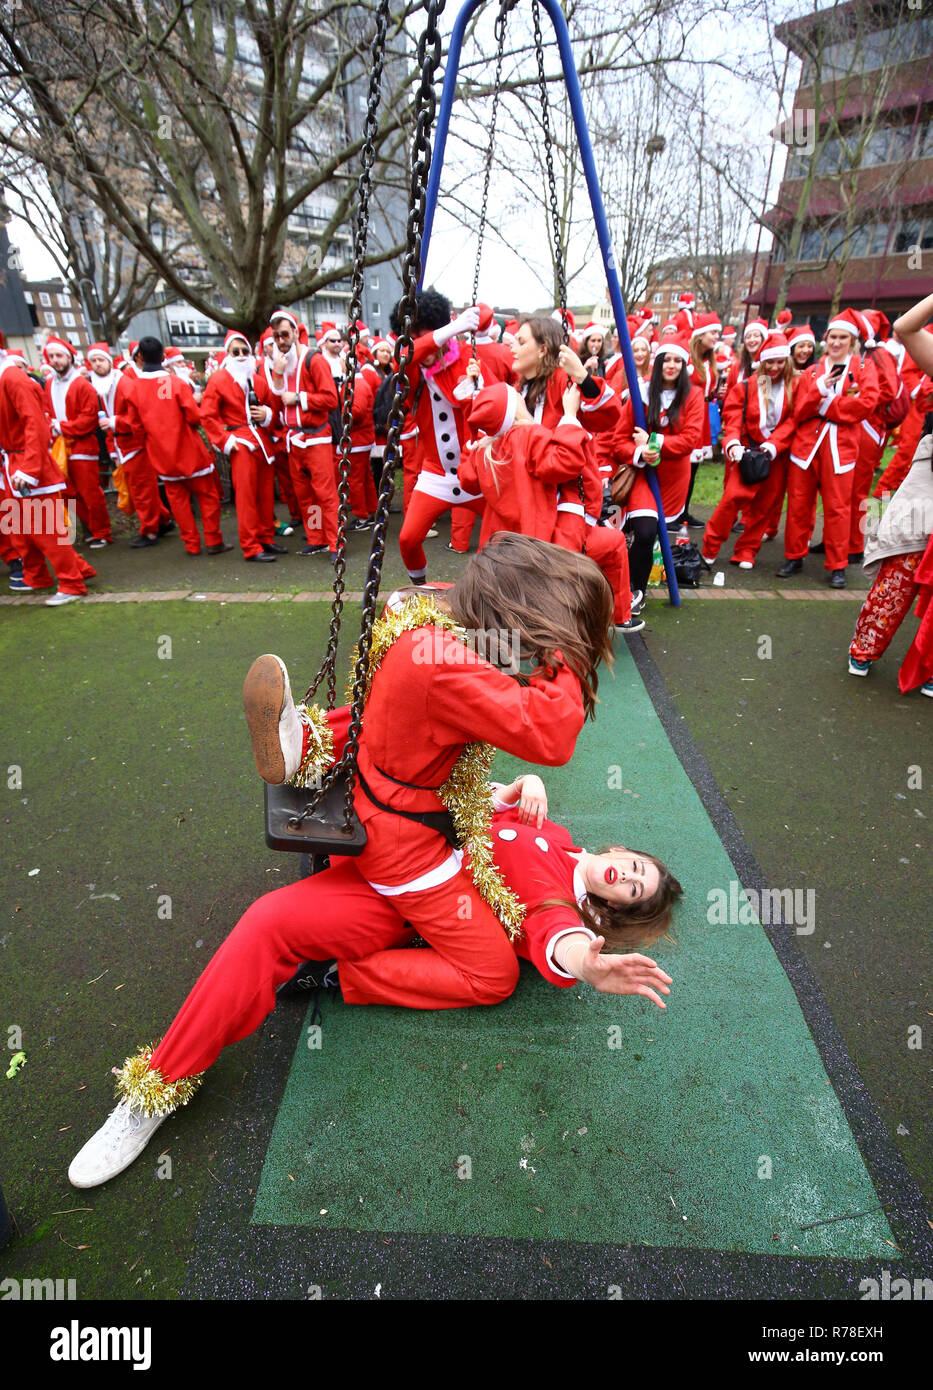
[434, 305, 480, 347]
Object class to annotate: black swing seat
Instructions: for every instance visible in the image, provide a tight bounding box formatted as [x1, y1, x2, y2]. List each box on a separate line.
[263, 766, 367, 855]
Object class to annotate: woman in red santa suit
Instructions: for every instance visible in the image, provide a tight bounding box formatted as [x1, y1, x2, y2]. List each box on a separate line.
[788, 324, 816, 373]
[510, 315, 630, 625]
[777, 307, 880, 588]
[677, 311, 721, 527]
[265, 309, 340, 558]
[117, 337, 230, 556]
[447, 303, 516, 553]
[199, 330, 283, 562]
[0, 352, 97, 605]
[701, 332, 797, 570]
[456, 380, 589, 547]
[43, 334, 113, 548]
[613, 336, 704, 603]
[66, 534, 624, 1186]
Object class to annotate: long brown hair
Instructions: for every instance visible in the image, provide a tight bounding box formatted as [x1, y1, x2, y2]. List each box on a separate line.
[690, 334, 719, 388]
[517, 315, 562, 417]
[756, 357, 795, 408]
[447, 532, 613, 720]
[534, 848, 683, 952]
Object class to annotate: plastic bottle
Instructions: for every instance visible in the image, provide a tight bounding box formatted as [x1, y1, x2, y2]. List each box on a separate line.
[648, 537, 665, 587]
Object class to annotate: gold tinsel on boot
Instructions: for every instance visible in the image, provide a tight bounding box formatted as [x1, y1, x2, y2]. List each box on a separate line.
[349, 595, 526, 941]
[287, 702, 336, 789]
[113, 1045, 203, 1118]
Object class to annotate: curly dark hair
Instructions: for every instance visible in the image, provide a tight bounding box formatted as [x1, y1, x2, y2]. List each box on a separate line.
[389, 288, 451, 337]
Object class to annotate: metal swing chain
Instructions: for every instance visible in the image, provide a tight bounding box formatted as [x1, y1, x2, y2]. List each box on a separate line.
[531, 0, 586, 540]
[290, 0, 447, 833]
[531, 0, 569, 345]
[303, 0, 392, 712]
[468, 0, 514, 365]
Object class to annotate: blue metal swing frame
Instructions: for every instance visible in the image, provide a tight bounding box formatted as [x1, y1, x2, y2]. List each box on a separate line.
[418, 0, 681, 605]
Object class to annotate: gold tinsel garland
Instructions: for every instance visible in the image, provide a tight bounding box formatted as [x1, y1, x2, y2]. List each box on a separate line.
[351, 595, 526, 941]
[113, 1044, 203, 1117]
[287, 702, 336, 789]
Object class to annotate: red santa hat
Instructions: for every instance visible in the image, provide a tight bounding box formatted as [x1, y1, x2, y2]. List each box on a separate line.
[467, 383, 522, 440]
[551, 308, 576, 332]
[756, 331, 791, 363]
[787, 324, 816, 347]
[86, 342, 114, 363]
[825, 307, 864, 341]
[224, 330, 251, 353]
[354, 319, 369, 337]
[270, 309, 309, 344]
[658, 319, 679, 339]
[775, 308, 793, 329]
[579, 322, 608, 343]
[656, 334, 691, 364]
[163, 344, 184, 361]
[476, 303, 496, 333]
[722, 327, 736, 342]
[743, 318, 769, 342]
[43, 334, 78, 360]
[690, 311, 722, 339]
[677, 292, 695, 309]
[638, 305, 654, 322]
[862, 309, 891, 343]
[258, 327, 274, 346]
[113, 354, 126, 371]
[370, 337, 392, 354]
[128, 340, 140, 358]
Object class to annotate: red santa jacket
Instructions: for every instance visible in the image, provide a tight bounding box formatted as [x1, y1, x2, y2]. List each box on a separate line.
[44, 371, 100, 464]
[612, 380, 705, 475]
[516, 369, 620, 524]
[266, 347, 339, 439]
[720, 373, 796, 460]
[117, 370, 214, 481]
[789, 354, 880, 473]
[457, 419, 589, 547]
[199, 364, 278, 464]
[859, 345, 900, 449]
[110, 371, 147, 464]
[401, 333, 477, 504]
[342, 368, 376, 455]
[351, 625, 585, 889]
[0, 363, 67, 496]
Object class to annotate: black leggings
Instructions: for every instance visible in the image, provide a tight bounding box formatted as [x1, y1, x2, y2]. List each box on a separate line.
[625, 515, 659, 595]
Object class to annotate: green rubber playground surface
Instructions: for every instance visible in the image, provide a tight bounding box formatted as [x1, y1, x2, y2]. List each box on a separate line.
[252, 644, 893, 1257]
[1, 582, 929, 1301]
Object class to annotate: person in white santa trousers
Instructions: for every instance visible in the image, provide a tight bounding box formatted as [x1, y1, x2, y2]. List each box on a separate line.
[199, 330, 285, 562]
[43, 334, 113, 548]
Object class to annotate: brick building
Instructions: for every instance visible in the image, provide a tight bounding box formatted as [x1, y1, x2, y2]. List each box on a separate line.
[22, 277, 93, 352]
[754, 1, 933, 334]
[644, 253, 758, 330]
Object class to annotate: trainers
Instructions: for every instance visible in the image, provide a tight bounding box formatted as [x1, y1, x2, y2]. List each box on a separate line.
[426, 528, 439, 539]
[921, 680, 933, 698]
[277, 958, 339, 999]
[130, 534, 159, 548]
[68, 1099, 167, 1188]
[630, 588, 646, 616]
[9, 577, 33, 592]
[848, 657, 872, 677]
[45, 591, 81, 607]
[736, 560, 754, 570]
[617, 614, 646, 635]
[701, 553, 717, 568]
[299, 543, 329, 556]
[243, 653, 303, 784]
[88, 537, 110, 549]
[206, 542, 233, 555]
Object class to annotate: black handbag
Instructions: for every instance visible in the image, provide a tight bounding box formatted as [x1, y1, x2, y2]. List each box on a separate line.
[738, 379, 772, 485]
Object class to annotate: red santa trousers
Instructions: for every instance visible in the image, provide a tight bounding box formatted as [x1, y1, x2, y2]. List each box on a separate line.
[65, 452, 112, 542]
[348, 447, 378, 518]
[123, 452, 170, 537]
[703, 457, 788, 563]
[163, 473, 223, 553]
[9, 496, 96, 594]
[147, 858, 519, 1085]
[288, 438, 340, 548]
[899, 534, 933, 692]
[848, 432, 885, 555]
[784, 448, 855, 572]
[399, 490, 484, 576]
[582, 524, 631, 622]
[272, 448, 299, 520]
[230, 447, 275, 558]
[449, 504, 475, 552]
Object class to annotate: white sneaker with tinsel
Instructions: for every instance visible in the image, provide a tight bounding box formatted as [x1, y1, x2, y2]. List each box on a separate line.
[68, 1099, 167, 1188]
[242, 653, 303, 784]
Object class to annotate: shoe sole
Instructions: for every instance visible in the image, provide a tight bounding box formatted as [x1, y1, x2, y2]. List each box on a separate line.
[848, 666, 869, 676]
[243, 654, 288, 784]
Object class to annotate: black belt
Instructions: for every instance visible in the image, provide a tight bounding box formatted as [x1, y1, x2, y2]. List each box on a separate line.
[356, 767, 461, 849]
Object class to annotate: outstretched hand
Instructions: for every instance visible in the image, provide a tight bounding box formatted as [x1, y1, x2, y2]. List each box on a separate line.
[577, 940, 672, 1007]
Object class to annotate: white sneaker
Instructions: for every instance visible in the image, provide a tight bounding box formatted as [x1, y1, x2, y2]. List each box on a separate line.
[68, 1099, 167, 1188]
[243, 653, 303, 783]
[45, 592, 81, 607]
[921, 680, 933, 698]
[737, 560, 754, 570]
[701, 554, 717, 568]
